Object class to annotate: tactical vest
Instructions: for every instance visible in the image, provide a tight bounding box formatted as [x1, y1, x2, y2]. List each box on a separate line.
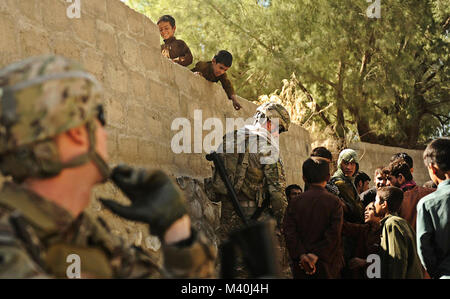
[211, 131, 267, 208]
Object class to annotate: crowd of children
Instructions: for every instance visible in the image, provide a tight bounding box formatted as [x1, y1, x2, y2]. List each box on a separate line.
[283, 139, 450, 279]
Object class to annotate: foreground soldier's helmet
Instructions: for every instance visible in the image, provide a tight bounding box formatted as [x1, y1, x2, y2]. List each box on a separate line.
[254, 102, 291, 133]
[0, 55, 109, 182]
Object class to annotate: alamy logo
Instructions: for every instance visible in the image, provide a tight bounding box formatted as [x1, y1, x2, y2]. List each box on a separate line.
[366, 0, 381, 19]
[366, 254, 381, 278]
[66, 0, 81, 19]
[66, 254, 81, 278]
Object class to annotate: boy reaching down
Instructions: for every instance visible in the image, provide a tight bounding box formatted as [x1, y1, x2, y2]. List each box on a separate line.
[157, 15, 193, 67]
[192, 50, 241, 111]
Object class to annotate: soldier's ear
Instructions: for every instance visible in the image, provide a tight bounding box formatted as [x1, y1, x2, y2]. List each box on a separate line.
[64, 125, 89, 146]
[55, 125, 90, 162]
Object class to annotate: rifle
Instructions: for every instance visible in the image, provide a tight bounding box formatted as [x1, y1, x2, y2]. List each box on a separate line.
[206, 151, 248, 226]
[207, 151, 280, 278]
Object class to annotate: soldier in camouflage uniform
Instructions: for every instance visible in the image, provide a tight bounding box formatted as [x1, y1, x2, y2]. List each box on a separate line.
[209, 102, 290, 277]
[0, 55, 215, 278]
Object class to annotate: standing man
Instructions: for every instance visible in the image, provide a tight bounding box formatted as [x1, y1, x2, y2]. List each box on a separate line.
[330, 149, 364, 224]
[330, 149, 364, 278]
[0, 55, 215, 278]
[209, 101, 290, 277]
[416, 138, 450, 279]
[283, 157, 344, 279]
[386, 160, 435, 232]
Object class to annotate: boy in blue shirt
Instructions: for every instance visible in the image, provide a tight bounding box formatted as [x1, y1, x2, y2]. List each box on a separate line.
[417, 138, 450, 279]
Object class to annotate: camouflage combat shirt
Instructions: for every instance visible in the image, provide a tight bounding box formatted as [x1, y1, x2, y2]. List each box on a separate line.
[211, 125, 288, 229]
[0, 182, 216, 278]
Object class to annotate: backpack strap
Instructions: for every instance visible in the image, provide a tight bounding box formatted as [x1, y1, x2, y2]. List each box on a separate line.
[232, 140, 250, 194]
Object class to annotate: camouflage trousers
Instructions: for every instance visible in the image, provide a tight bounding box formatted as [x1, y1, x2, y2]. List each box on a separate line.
[217, 196, 292, 278]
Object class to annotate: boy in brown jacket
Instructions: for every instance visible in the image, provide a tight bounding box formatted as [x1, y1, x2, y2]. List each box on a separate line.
[158, 15, 193, 67]
[283, 157, 344, 279]
[191, 50, 241, 110]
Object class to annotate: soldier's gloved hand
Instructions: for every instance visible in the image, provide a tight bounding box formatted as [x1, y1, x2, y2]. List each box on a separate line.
[100, 165, 188, 239]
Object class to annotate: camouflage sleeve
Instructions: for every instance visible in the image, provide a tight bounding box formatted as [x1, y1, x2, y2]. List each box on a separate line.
[263, 160, 288, 227]
[104, 225, 216, 278]
[0, 214, 48, 278]
[162, 229, 217, 278]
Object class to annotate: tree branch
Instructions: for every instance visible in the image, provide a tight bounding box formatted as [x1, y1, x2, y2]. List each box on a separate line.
[305, 71, 337, 89]
[295, 77, 332, 127]
[206, 2, 277, 56]
[373, 103, 391, 115]
[426, 110, 450, 127]
[427, 99, 450, 109]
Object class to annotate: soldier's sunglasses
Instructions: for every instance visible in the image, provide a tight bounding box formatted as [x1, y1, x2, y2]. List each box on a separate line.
[96, 105, 106, 127]
[279, 125, 286, 134]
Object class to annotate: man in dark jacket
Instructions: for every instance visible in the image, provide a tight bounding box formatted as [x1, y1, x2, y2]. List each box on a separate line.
[331, 149, 364, 224]
[283, 157, 344, 279]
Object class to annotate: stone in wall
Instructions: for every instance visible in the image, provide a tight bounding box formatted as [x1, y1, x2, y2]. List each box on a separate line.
[175, 176, 221, 251]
